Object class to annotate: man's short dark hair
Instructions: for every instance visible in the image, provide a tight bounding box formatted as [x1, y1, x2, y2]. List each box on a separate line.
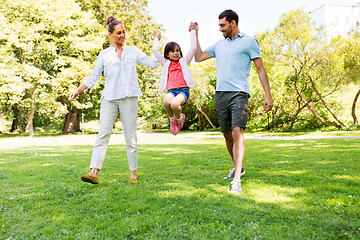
[219, 9, 239, 26]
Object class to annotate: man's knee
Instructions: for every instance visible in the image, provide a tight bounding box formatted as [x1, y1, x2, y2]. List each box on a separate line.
[223, 130, 233, 140]
[233, 126, 244, 132]
[232, 127, 245, 142]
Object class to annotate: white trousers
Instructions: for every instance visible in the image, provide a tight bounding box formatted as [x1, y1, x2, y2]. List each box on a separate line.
[90, 97, 138, 171]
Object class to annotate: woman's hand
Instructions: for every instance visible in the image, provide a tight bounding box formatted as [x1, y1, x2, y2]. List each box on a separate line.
[70, 89, 80, 101]
[155, 32, 162, 41]
[70, 84, 87, 101]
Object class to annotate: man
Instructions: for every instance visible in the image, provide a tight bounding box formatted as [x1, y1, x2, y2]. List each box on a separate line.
[190, 9, 273, 194]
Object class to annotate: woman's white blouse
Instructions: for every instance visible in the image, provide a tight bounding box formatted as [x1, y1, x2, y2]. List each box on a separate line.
[83, 45, 158, 101]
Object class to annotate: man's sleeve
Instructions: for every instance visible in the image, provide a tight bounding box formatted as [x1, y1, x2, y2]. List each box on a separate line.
[248, 38, 262, 60]
[205, 41, 218, 58]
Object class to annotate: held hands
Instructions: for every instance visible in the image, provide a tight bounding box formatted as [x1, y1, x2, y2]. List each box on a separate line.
[189, 22, 199, 32]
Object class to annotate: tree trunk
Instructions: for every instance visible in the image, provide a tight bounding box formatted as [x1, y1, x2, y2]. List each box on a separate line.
[351, 88, 360, 125]
[294, 77, 342, 128]
[10, 104, 19, 133]
[75, 112, 81, 132]
[196, 105, 217, 130]
[11, 118, 19, 133]
[196, 112, 204, 130]
[289, 97, 309, 130]
[289, 98, 301, 130]
[61, 111, 77, 134]
[60, 96, 78, 134]
[308, 74, 349, 129]
[25, 88, 36, 137]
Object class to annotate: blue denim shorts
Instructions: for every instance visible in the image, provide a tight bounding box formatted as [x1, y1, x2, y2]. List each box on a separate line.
[167, 87, 190, 105]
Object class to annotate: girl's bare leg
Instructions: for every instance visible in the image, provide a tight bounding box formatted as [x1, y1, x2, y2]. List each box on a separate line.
[163, 93, 175, 117]
[170, 94, 186, 119]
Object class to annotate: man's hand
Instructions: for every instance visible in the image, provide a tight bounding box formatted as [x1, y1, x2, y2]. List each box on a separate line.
[263, 97, 273, 113]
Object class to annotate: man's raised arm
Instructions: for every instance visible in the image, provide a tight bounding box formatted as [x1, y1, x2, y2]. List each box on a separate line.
[189, 22, 212, 62]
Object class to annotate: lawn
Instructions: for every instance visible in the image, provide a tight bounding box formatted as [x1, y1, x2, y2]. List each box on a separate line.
[0, 134, 359, 239]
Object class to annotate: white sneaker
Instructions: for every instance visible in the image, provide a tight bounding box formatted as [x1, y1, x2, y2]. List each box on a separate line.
[230, 180, 242, 194]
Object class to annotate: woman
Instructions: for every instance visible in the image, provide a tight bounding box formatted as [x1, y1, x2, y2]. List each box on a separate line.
[70, 16, 158, 184]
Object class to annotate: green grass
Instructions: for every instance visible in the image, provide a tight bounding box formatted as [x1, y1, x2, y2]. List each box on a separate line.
[1, 136, 359, 239]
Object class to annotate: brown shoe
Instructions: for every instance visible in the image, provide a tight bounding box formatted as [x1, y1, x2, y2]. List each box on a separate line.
[127, 177, 137, 183]
[80, 173, 99, 184]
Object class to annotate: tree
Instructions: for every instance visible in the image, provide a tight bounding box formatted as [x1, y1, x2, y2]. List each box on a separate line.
[251, 9, 350, 130]
[0, 0, 105, 136]
[0, 40, 25, 133]
[344, 33, 360, 125]
[189, 60, 217, 130]
[74, 0, 163, 130]
[1, 0, 163, 135]
[251, 29, 298, 130]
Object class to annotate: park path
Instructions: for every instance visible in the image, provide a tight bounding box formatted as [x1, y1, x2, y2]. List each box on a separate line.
[0, 131, 359, 149]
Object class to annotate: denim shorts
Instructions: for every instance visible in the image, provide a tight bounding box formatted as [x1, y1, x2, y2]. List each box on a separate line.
[215, 91, 250, 133]
[167, 87, 190, 105]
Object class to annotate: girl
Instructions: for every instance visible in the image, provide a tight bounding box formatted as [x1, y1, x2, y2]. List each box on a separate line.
[70, 16, 158, 184]
[153, 28, 196, 135]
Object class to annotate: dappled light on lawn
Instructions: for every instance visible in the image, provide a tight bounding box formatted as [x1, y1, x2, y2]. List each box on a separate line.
[245, 182, 306, 206]
[1, 136, 359, 239]
[158, 181, 215, 198]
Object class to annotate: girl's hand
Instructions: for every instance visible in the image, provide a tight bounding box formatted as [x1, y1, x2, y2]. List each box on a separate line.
[155, 32, 161, 41]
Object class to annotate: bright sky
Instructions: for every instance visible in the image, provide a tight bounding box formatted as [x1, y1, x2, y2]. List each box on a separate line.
[148, 0, 360, 51]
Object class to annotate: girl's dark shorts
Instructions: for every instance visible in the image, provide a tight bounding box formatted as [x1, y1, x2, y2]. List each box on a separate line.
[215, 91, 250, 133]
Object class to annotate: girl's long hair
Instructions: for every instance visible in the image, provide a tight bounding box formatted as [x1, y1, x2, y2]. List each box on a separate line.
[164, 42, 183, 60]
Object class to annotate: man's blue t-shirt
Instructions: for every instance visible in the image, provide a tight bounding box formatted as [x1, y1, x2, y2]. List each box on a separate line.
[206, 33, 261, 93]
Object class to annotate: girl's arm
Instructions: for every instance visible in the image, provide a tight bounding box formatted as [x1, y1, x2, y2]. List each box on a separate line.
[191, 22, 213, 62]
[152, 35, 166, 66]
[137, 48, 159, 69]
[184, 30, 197, 65]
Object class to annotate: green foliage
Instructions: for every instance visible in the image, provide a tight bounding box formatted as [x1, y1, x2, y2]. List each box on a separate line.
[251, 8, 351, 131]
[0, 0, 105, 134]
[75, 0, 163, 123]
[187, 60, 218, 130]
[1, 135, 359, 239]
[0, 0, 162, 135]
[345, 22, 360, 85]
[0, 5, 357, 133]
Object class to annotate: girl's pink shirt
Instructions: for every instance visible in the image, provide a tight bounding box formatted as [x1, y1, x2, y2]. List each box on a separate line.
[153, 30, 196, 92]
[166, 60, 188, 90]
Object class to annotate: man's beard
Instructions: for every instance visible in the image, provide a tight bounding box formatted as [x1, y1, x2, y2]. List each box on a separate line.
[223, 29, 233, 38]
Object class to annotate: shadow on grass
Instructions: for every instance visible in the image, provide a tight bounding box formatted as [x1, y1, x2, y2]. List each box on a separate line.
[1, 139, 359, 239]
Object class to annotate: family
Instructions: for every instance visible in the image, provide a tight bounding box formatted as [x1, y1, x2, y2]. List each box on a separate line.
[69, 9, 273, 194]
